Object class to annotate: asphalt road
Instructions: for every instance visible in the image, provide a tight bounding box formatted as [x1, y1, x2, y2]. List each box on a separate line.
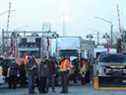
[0, 84, 126, 95]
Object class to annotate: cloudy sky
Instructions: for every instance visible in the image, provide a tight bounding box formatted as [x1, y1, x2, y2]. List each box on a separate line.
[0, 0, 126, 40]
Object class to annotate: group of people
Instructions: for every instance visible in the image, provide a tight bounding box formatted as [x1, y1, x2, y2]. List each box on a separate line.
[5, 55, 91, 94]
[26, 56, 74, 94]
[26, 56, 57, 94]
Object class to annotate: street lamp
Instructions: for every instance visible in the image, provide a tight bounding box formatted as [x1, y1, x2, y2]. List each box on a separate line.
[0, 10, 15, 16]
[94, 17, 113, 47]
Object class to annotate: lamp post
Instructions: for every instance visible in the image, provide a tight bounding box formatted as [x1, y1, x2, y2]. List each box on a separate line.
[94, 17, 113, 47]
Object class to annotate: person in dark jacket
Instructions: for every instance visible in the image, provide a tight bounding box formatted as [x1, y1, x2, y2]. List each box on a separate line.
[48, 57, 57, 92]
[26, 55, 38, 94]
[18, 62, 26, 87]
[38, 59, 49, 93]
[80, 58, 90, 85]
[7, 63, 20, 89]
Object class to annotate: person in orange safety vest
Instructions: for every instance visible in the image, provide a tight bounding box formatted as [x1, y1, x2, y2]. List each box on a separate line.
[59, 57, 73, 93]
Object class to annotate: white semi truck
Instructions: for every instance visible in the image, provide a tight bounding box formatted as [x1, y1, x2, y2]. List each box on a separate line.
[56, 36, 81, 60]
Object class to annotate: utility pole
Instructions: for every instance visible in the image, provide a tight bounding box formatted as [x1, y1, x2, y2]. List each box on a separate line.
[3, 1, 12, 56]
[117, 4, 122, 53]
[6, 1, 11, 32]
[97, 31, 100, 45]
[0, 9, 15, 55]
[2, 29, 4, 54]
[110, 24, 113, 47]
[62, 16, 65, 36]
[117, 4, 122, 38]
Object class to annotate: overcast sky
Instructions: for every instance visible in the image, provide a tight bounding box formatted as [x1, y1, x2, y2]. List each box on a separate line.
[0, 0, 126, 40]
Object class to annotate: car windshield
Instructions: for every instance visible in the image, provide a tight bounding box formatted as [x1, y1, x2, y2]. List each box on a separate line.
[99, 54, 126, 63]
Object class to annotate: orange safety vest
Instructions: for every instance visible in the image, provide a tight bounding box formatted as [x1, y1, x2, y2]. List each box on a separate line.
[60, 59, 73, 72]
[24, 55, 29, 64]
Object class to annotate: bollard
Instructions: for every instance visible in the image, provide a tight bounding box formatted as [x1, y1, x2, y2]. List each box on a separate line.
[93, 77, 99, 89]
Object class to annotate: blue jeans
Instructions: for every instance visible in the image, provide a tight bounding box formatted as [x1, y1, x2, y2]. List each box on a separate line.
[48, 75, 55, 91]
[28, 75, 34, 94]
[61, 71, 69, 93]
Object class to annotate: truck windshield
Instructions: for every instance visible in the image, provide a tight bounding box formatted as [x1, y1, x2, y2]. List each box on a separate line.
[59, 50, 78, 57]
[99, 54, 126, 63]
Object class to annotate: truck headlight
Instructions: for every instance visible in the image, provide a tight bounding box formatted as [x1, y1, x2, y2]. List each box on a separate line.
[105, 68, 112, 73]
[98, 66, 105, 76]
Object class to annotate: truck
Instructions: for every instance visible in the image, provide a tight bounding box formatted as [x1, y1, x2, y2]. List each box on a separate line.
[56, 36, 81, 61]
[93, 53, 126, 89]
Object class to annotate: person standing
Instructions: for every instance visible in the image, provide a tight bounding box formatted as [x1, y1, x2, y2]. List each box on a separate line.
[7, 63, 20, 89]
[18, 62, 26, 87]
[38, 59, 49, 93]
[80, 58, 90, 85]
[48, 57, 57, 92]
[59, 57, 73, 93]
[26, 55, 38, 94]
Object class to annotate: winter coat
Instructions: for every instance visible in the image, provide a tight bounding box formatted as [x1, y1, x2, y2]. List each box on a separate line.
[38, 61, 49, 78]
[8, 64, 20, 77]
[26, 57, 38, 77]
[49, 58, 57, 75]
